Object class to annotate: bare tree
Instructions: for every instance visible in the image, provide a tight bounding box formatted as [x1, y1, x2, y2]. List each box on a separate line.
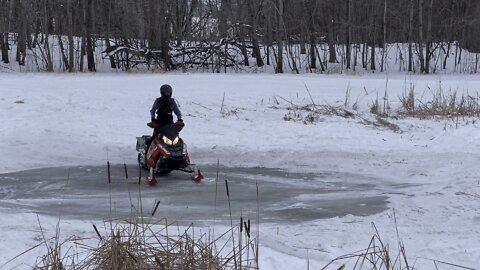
[345, 0, 352, 69]
[85, 0, 95, 71]
[0, 0, 10, 64]
[327, 0, 337, 64]
[15, 0, 27, 66]
[247, 0, 264, 67]
[307, 0, 316, 70]
[369, 0, 377, 71]
[418, 0, 425, 73]
[407, 0, 414, 72]
[0, 0, 478, 73]
[380, 0, 387, 72]
[275, 0, 284, 73]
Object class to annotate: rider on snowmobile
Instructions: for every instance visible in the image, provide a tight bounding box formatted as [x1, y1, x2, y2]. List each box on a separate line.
[151, 84, 183, 126]
[147, 84, 185, 149]
[150, 84, 184, 140]
[141, 84, 203, 184]
[145, 84, 186, 184]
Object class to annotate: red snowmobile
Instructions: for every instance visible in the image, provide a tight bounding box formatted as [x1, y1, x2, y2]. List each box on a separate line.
[136, 121, 203, 185]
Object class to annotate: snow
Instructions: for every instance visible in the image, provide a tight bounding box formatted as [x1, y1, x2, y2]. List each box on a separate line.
[1, 73, 480, 269]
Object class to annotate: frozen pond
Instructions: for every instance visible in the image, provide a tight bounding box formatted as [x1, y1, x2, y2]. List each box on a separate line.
[0, 164, 391, 225]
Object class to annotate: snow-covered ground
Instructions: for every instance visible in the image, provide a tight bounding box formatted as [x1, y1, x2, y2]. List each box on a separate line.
[0, 73, 480, 269]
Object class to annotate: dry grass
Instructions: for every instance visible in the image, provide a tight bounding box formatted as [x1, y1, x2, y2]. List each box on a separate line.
[399, 86, 480, 119]
[82, 222, 223, 269]
[33, 216, 258, 270]
[32, 219, 75, 270]
[280, 95, 401, 132]
[321, 224, 410, 270]
[281, 82, 480, 131]
[220, 92, 242, 119]
[282, 102, 355, 125]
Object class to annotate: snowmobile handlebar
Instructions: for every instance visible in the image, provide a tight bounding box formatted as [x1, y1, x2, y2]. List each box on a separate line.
[147, 121, 160, 129]
[147, 121, 184, 131]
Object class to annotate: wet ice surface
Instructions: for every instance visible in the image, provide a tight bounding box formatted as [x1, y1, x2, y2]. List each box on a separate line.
[0, 164, 393, 225]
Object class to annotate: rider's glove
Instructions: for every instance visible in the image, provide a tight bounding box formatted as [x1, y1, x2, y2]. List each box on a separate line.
[175, 120, 185, 128]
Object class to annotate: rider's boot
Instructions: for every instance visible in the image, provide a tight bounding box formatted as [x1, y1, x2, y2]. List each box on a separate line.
[147, 167, 157, 185]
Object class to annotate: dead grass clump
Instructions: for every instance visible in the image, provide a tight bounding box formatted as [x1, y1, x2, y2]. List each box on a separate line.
[399, 87, 480, 119]
[370, 90, 391, 118]
[279, 83, 357, 125]
[282, 101, 355, 125]
[370, 98, 381, 116]
[32, 218, 258, 270]
[220, 92, 241, 119]
[34, 239, 68, 270]
[32, 220, 77, 270]
[361, 117, 401, 133]
[321, 224, 410, 270]
[320, 218, 475, 270]
[79, 222, 225, 270]
[279, 96, 403, 133]
[399, 87, 415, 116]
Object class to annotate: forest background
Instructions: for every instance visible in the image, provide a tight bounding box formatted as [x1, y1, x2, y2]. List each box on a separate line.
[1, 0, 479, 74]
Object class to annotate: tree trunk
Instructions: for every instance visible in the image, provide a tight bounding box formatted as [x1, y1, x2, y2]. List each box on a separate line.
[148, 0, 160, 49]
[418, 0, 425, 73]
[219, 0, 231, 39]
[248, 0, 264, 67]
[369, 0, 376, 71]
[314, 43, 326, 72]
[159, 0, 172, 70]
[275, 0, 284, 73]
[306, 0, 316, 69]
[309, 34, 316, 70]
[15, 0, 27, 66]
[67, 0, 74, 72]
[104, 0, 116, 69]
[443, 42, 451, 70]
[0, 33, 8, 64]
[80, 37, 85, 72]
[381, 0, 387, 72]
[58, 36, 70, 71]
[370, 43, 376, 71]
[240, 39, 249, 66]
[346, 0, 351, 69]
[86, 0, 96, 72]
[78, 0, 85, 72]
[408, 0, 414, 72]
[0, 1, 5, 63]
[362, 43, 367, 69]
[32, 18, 40, 49]
[252, 37, 264, 67]
[424, 0, 434, 74]
[327, 13, 336, 63]
[265, 8, 272, 66]
[300, 41, 306, 55]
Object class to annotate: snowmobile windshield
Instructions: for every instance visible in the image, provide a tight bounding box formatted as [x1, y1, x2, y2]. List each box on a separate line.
[158, 123, 180, 140]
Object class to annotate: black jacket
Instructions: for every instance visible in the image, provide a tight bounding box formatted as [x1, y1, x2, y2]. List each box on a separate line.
[150, 97, 182, 125]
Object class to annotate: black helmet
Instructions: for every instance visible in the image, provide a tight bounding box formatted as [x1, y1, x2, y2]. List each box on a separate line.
[160, 84, 172, 97]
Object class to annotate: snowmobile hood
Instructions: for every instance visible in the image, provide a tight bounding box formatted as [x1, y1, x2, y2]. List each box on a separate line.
[159, 123, 180, 140]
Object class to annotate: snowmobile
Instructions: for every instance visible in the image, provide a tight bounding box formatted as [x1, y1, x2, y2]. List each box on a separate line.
[136, 121, 203, 185]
